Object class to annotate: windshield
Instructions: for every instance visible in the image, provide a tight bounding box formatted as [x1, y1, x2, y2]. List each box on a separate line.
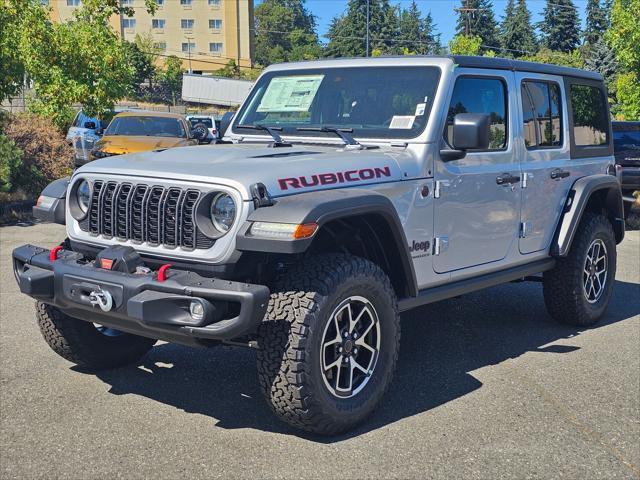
[188, 118, 214, 129]
[105, 116, 186, 137]
[234, 66, 440, 140]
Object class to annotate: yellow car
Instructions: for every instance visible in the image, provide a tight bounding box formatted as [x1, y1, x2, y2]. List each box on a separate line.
[90, 111, 201, 161]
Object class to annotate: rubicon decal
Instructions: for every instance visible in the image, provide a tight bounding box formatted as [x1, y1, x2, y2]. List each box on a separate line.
[278, 166, 392, 190]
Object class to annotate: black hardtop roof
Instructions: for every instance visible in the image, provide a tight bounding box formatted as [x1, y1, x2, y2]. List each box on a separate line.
[448, 55, 603, 81]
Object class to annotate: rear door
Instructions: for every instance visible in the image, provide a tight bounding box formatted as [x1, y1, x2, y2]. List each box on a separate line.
[517, 74, 573, 254]
[433, 72, 521, 273]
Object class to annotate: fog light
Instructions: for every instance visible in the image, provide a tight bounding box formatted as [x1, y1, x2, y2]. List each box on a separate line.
[190, 300, 205, 321]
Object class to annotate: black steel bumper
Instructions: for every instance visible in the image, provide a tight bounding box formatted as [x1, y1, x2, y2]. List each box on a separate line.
[620, 166, 640, 193]
[12, 244, 270, 347]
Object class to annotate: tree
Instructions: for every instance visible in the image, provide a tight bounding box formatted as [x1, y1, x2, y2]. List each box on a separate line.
[605, 0, 640, 119]
[521, 47, 584, 68]
[538, 0, 581, 52]
[254, 0, 321, 66]
[16, 2, 135, 130]
[0, 1, 32, 102]
[395, 1, 441, 55]
[584, 0, 608, 45]
[583, 39, 618, 91]
[449, 35, 482, 55]
[324, 0, 397, 58]
[499, 0, 537, 57]
[160, 56, 183, 106]
[455, 0, 499, 50]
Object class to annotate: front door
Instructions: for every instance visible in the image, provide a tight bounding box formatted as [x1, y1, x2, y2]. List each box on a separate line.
[433, 73, 521, 273]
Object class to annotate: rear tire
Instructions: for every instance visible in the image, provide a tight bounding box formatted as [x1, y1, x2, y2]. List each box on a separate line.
[256, 254, 400, 435]
[36, 302, 156, 370]
[543, 213, 616, 326]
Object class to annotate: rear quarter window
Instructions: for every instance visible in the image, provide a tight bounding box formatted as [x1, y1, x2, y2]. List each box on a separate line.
[570, 84, 608, 146]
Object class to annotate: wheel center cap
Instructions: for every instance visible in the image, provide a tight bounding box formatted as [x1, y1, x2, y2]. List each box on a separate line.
[343, 339, 354, 355]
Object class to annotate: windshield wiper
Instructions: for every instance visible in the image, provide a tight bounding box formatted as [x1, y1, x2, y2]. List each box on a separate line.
[236, 124, 291, 147]
[296, 126, 360, 147]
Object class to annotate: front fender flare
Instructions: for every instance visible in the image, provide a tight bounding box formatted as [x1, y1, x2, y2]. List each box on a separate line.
[236, 188, 418, 297]
[552, 174, 625, 257]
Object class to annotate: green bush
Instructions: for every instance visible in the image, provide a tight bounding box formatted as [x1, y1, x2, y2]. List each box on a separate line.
[0, 134, 23, 193]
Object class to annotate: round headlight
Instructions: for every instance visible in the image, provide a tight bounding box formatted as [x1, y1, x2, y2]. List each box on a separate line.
[76, 180, 91, 213]
[210, 192, 236, 232]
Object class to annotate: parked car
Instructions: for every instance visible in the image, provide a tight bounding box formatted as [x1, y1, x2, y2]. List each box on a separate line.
[16, 56, 625, 435]
[612, 121, 640, 217]
[65, 110, 106, 144]
[90, 111, 204, 161]
[186, 115, 222, 144]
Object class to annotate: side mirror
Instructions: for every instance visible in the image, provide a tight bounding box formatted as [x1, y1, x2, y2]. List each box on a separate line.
[440, 113, 491, 161]
[84, 121, 97, 129]
[219, 111, 236, 138]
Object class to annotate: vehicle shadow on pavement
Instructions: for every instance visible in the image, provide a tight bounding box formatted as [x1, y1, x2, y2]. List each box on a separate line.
[90, 279, 640, 442]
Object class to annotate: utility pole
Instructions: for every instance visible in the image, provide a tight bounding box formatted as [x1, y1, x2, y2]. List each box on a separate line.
[454, 0, 486, 36]
[365, 0, 370, 57]
[185, 35, 193, 74]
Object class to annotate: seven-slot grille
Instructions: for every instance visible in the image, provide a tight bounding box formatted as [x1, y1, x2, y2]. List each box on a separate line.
[81, 180, 214, 250]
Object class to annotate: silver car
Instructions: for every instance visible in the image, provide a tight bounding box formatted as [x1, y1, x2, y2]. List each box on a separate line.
[15, 56, 625, 435]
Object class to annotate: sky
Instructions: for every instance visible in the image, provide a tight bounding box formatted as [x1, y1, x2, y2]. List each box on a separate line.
[298, 0, 589, 45]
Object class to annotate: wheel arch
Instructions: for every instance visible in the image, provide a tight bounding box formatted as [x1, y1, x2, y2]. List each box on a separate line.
[551, 174, 625, 257]
[235, 188, 418, 298]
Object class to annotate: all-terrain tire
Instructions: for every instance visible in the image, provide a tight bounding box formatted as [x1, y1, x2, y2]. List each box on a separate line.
[256, 254, 400, 435]
[36, 302, 156, 370]
[543, 213, 616, 326]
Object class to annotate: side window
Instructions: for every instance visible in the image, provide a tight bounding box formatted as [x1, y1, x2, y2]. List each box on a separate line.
[521, 81, 562, 148]
[445, 77, 507, 150]
[570, 84, 608, 146]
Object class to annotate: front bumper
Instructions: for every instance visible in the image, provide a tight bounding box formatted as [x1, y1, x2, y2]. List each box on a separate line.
[620, 166, 640, 194]
[13, 245, 270, 347]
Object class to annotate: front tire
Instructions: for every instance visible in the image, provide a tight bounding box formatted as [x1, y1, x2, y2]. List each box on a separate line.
[256, 254, 400, 435]
[36, 302, 156, 370]
[543, 213, 617, 326]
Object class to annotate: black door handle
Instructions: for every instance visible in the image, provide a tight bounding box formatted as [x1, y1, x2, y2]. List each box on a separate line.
[496, 173, 521, 185]
[550, 168, 570, 180]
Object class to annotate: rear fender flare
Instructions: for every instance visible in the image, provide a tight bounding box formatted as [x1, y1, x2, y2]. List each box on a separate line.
[552, 174, 625, 256]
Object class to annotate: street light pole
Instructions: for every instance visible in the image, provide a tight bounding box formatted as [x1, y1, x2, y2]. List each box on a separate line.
[365, 0, 370, 57]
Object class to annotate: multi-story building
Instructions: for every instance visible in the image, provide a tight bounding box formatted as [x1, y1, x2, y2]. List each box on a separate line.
[46, 0, 254, 74]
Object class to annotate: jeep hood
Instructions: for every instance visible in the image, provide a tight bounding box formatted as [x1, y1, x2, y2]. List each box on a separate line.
[78, 144, 407, 199]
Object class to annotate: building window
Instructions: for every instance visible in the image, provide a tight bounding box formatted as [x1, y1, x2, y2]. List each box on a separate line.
[41, 0, 49, 5]
[209, 42, 223, 55]
[66, 0, 81, 6]
[180, 0, 192, 5]
[570, 84, 609, 146]
[155, 41, 166, 52]
[121, 0, 133, 5]
[121, 18, 136, 29]
[181, 19, 195, 29]
[208, 0, 220, 5]
[521, 81, 562, 148]
[182, 42, 196, 53]
[445, 77, 508, 150]
[152, 19, 165, 29]
[155, 0, 164, 5]
[208, 19, 222, 29]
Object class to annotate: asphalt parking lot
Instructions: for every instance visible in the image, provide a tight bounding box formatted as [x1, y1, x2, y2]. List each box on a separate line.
[1, 222, 638, 479]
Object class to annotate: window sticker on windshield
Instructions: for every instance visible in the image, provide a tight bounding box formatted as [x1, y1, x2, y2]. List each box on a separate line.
[389, 116, 415, 129]
[415, 103, 426, 116]
[257, 75, 325, 113]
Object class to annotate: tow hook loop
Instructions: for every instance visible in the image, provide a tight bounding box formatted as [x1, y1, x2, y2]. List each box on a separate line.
[157, 264, 172, 282]
[89, 290, 113, 312]
[49, 245, 64, 261]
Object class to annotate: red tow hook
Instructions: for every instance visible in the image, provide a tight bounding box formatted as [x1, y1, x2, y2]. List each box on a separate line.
[49, 246, 64, 261]
[157, 264, 172, 282]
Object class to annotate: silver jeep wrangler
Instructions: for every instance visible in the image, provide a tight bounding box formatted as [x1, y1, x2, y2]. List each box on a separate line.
[14, 56, 625, 435]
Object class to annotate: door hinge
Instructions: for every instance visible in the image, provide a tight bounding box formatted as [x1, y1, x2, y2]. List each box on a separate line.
[434, 180, 449, 199]
[520, 222, 531, 238]
[434, 236, 449, 255]
[521, 172, 528, 188]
